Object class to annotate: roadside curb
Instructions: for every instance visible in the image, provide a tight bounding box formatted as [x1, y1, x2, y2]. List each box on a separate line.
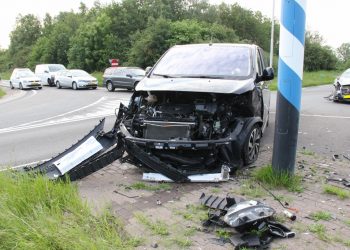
[0, 86, 26, 105]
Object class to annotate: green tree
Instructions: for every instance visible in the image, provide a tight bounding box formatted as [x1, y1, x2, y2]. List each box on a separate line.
[337, 43, 350, 62]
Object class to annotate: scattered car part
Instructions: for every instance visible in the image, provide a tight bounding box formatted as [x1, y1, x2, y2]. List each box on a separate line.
[283, 209, 297, 221]
[223, 200, 276, 231]
[326, 177, 350, 188]
[199, 193, 237, 211]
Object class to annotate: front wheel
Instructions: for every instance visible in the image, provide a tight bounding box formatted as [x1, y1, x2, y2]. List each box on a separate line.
[72, 82, 78, 90]
[10, 82, 14, 89]
[92, 86, 97, 90]
[38, 87, 42, 90]
[56, 81, 61, 89]
[106, 82, 114, 92]
[19, 83, 23, 90]
[242, 124, 262, 165]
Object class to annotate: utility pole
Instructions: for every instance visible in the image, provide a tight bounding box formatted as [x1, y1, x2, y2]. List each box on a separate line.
[272, 0, 307, 174]
[269, 0, 275, 67]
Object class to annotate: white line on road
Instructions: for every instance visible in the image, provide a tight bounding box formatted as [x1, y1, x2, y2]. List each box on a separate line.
[270, 112, 350, 119]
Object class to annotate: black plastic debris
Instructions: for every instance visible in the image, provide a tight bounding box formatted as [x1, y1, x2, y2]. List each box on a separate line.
[327, 177, 350, 188]
[200, 193, 295, 249]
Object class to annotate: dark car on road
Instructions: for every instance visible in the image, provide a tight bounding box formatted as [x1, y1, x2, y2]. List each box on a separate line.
[115, 43, 274, 179]
[103, 67, 145, 92]
[332, 68, 350, 102]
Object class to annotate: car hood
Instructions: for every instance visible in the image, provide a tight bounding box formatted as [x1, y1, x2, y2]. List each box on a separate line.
[20, 77, 41, 81]
[339, 77, 350, 86]
[135, 77, 255, 94]
[73, 76, 97, 81]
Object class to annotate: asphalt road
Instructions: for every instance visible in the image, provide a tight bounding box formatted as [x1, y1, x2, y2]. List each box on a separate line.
[0, 81, 349, 167]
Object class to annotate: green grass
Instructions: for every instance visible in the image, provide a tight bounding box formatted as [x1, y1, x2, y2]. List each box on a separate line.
[0, 171, 139, 249]
[308, 223, 331, 242]
[300, 148, 315, 156]
[215, 229, 232, 239]
[91, 71, 103, 87]
[323, 184, 350, 200]
[0, 88, 5, 99]
[0, 71, 11, 80]
[176, 204, 208, 222]
[129, 182, 172, 191]
[134, 212, 169, 236]
[310, 211, 332, 221]
[234, 180, 266, 198]
[269, 70, 340, 91]
[253, 165, 303, 192]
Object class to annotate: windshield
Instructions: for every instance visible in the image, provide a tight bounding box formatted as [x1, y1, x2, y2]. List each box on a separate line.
[128, 68, 145, 76]
[70, 70, 90, 77]
[18, 71, 35, 77]
[48, 64, 66, 72]
[152, 45, 252, 79]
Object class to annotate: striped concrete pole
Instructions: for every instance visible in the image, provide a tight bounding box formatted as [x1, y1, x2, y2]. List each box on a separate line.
[272, 0, 307, 174]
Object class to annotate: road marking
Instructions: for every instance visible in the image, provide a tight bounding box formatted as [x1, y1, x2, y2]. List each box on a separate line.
[270, 111, 350, 119]
[0, 158, 50, 171]
[0, 99, 126, 134]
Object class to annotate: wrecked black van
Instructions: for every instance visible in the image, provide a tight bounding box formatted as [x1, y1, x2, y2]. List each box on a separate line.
[32, 44, 274, 182]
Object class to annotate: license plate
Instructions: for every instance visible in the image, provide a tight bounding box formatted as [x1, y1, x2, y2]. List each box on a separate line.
[344, 95, 350, 99]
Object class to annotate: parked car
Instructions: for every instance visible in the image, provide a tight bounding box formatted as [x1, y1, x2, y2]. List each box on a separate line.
[332, 68, 350, 102]
[55, 69, 98, 90]
[10, 68, 42, 90]
[35, 64, 66, 86]
[103, 67, 145, 92]
[114, 43, 274, 178]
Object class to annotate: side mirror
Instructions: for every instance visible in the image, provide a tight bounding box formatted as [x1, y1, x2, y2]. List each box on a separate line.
[44, 70, 49, 73]
[145, 66, 152, 75]
[126, 74, 132, 78]
[261, 67, 274, 81]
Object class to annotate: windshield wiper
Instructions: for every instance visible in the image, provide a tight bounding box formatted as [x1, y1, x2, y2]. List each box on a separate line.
[182, 75, 227, 79]
[152, 73, 178, 78]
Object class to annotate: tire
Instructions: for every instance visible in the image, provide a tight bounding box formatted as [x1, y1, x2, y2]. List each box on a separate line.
[106, 81, 115, 92]
[19, 83, 23, 90]
[92, 87, 97, 90]
[72, 82, 78, 90]
[47, 79, 52, 86]
[10, 82, 14, 89]
[242, 124, 262, 165]
[38, 87, 42, 90]
[56, 81, 61, 89]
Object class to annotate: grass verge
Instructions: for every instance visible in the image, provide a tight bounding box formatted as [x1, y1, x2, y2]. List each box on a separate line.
[129, 182, 172, 191]
[323, 184, 350, 200]
[0, 171, 139, 249]
[91, 71, 103, 87]
[0, 71, 11, 80]
[253, 165, 303, 192]
[269, 70, 340, 91]
[0, 87, 5, 99]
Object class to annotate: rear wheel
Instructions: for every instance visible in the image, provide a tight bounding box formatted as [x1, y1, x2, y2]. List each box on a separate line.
[92, 86, 97, 90]
[72, 82, 78, 90]
[38, 87, 42, 90]
[106, 81, 115, 92]
[242, 124, 262, 165]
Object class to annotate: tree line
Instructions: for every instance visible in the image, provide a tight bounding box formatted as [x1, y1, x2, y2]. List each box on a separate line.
[0, 0, 348, 73]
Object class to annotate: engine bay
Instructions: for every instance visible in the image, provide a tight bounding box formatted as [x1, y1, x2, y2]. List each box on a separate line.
[124, 91, 260, 141]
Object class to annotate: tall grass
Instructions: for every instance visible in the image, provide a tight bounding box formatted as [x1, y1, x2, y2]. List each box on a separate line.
[0, 171, 139, 250]
[0, 88, 5, 98]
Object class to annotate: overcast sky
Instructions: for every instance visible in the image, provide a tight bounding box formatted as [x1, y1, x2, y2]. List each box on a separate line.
[1, 0, 349, 49]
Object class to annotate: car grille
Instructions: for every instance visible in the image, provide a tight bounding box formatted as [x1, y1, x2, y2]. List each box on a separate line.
[341, 85, 350, 94]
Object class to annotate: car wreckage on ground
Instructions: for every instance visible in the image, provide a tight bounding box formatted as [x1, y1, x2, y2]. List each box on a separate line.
[31, 43, 274, 182]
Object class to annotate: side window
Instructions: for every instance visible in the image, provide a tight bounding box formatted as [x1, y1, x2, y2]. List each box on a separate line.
[256, 49, 263, 76]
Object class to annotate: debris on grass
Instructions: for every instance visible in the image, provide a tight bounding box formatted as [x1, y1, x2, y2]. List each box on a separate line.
[253, 165, 303, 192]
[134, 212, 169, 236]
[309, 211, 332, 221]
[128, 182, 172, 192]
[323, 184, 350, 199]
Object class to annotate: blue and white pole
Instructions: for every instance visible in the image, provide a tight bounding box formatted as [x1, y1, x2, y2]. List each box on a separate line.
[272, 0, 307, 174]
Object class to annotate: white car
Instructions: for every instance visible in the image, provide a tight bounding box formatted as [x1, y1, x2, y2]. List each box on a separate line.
[55, 69, 98, 90]
[10, 68, 42, 90]
[35, 64, 66, 86]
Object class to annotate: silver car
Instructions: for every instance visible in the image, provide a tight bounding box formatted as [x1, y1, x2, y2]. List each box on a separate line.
[333, 68, 350, 102]
[10, 68, 42, 90]
[55, 69, 98, 90]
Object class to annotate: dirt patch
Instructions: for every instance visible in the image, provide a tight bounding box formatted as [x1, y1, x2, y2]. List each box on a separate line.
[78, 147, 350, 249]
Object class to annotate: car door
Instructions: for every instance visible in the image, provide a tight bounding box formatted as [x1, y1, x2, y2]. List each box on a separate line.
[257, 48, 271, 129]
[111, 68, 122, 87]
